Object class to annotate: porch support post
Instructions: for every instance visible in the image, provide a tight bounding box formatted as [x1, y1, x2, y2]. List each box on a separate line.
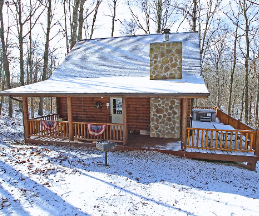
[123, 97, 128, 146]
[22, 96, 29, 139]
[181, 98, 188, 150]
[67, 97, 74, 141]
[255, 130, 259, 157]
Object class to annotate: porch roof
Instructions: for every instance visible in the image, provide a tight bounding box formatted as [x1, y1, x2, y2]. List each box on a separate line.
[0, 32, 209, 98]
[0, 75, 209, 97]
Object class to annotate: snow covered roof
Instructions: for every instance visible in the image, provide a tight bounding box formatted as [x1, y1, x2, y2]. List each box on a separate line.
[0, 32, 209, 97]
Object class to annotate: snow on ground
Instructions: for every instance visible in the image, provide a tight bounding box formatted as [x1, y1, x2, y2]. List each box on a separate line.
[0, 106, 259, 216]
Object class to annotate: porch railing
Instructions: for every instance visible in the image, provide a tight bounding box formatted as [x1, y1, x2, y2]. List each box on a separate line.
[32, 114, 59, 121]
[29, 120, 69, 138]
[73, 122, 123, 143]
[28, 119, 123, 142]
[187, 127, 255, 153]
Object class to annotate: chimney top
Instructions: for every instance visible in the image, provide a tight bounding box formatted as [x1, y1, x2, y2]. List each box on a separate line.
[163, 29, 170, 42]
[163, 29, 170, 34]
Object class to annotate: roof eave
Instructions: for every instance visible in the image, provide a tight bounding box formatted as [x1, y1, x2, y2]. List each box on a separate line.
[0, 92, 210, 98]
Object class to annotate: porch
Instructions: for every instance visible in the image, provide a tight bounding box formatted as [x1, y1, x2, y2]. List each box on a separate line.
[23, 101, 258, 170]
[185, 107, 258, 171]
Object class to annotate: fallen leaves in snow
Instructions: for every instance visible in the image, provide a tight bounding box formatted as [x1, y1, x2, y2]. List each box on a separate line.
[0, 144, 259, 216]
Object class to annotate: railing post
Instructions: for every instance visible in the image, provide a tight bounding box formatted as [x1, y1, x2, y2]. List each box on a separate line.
[255, 130, 259, 157]
[67, 97, 74, 141]
[182, 98, 188, 150]
[22, 97, 30, 139]
[123, 97, 128, 146]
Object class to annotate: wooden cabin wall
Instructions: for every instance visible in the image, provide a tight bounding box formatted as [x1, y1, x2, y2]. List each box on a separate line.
[56, 96, 150, 130]
[127, 98, 150, 131]
[57, 97, 110, 123]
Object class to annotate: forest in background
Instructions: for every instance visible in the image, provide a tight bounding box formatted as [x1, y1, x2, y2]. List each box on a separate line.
[0, 0, 259, 127]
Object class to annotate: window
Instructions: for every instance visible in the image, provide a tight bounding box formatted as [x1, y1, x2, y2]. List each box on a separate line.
[113, 98, 122, 114]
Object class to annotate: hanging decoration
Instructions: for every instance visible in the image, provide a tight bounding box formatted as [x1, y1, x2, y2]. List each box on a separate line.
[94, 101, 103, 109]
[87, 124, 106, 136]
[41, 120, 58, 130]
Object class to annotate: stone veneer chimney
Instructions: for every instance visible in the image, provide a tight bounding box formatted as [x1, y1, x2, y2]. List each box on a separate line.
[149, 35, 182, 139]
[150, 41, 182, 80]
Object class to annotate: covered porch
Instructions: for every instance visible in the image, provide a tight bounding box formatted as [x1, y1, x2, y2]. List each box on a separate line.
[23, 96, 190, 147]
[23, 96, 128, 145]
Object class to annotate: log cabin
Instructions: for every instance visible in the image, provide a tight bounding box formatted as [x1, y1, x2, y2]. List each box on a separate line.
[0, 31, 209, 147]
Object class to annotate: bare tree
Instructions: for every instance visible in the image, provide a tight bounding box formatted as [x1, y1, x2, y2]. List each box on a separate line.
[63, 0, 70, 54]
[224, 2, 242, 115]
[39, 0, 52, 116]
[70, 0, 81, 49]
[120, 18, 138, 35]
[89, 0, 102, 39]
[199, 0, 222, 66]
[127, 0, 175, 34]
[109, 0, 118, 37]
[173, 0, 199, 32]
[0, 0, 12, 117]
[78, 0, 86, 40]
[11, 0, 43, 86]
[255, 49, 259, 126]
[238, 0, 259, 123]
[127, 0, 150, 34]
[207, 28, 228, 108]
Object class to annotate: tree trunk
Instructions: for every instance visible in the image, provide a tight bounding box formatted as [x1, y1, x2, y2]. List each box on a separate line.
[240, 86, 245, 120]
[216, 65, 220, 108]
[90, 0, 102, 39]
[38, 97, 43, 116]
[256, 49, 259, 127]
[42, 0, 51, 81]
[156, 0, 162, 33]
[70, 0, 80, 49]
[39, 0, 51, 116]
[228, 21, 239, 115]
[111, 0, 117, 37]
[63, 0, 70, 54]
[0, 61, 3, 116]
[242, 0, 250, 123]
[17, 0, 25, 86]
[192, 0, 197, 31]
[78, 0, 85, 40]
[0, 1, 12, 117]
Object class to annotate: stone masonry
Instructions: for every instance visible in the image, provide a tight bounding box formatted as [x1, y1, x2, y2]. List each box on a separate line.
[150, 42, 182, 80]
[150, 98, 181, 139]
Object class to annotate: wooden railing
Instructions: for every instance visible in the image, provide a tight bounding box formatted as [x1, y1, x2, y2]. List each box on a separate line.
[191, 107, 257, 150]
[73, 122, 123, 142]
[191, 107, 217, 112]
[187, 127, 255, 152]
[28, 119, 123, 142]
[191, 107, 254, 130]
[29, 120, 69, 138]
[32, 114, 59, 121]
[216, 109, 254, 130]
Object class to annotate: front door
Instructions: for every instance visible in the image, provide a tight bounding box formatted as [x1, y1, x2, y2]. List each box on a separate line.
[110, 98, 123, 124]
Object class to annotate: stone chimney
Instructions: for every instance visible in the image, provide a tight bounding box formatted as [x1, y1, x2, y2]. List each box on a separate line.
[150, 34, 182, 80]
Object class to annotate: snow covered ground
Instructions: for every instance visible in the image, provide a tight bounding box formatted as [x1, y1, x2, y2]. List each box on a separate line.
[0, 106, 259, 216]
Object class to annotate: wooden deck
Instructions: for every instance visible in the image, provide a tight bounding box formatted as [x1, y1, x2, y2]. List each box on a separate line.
[25, 132, 258, 171]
